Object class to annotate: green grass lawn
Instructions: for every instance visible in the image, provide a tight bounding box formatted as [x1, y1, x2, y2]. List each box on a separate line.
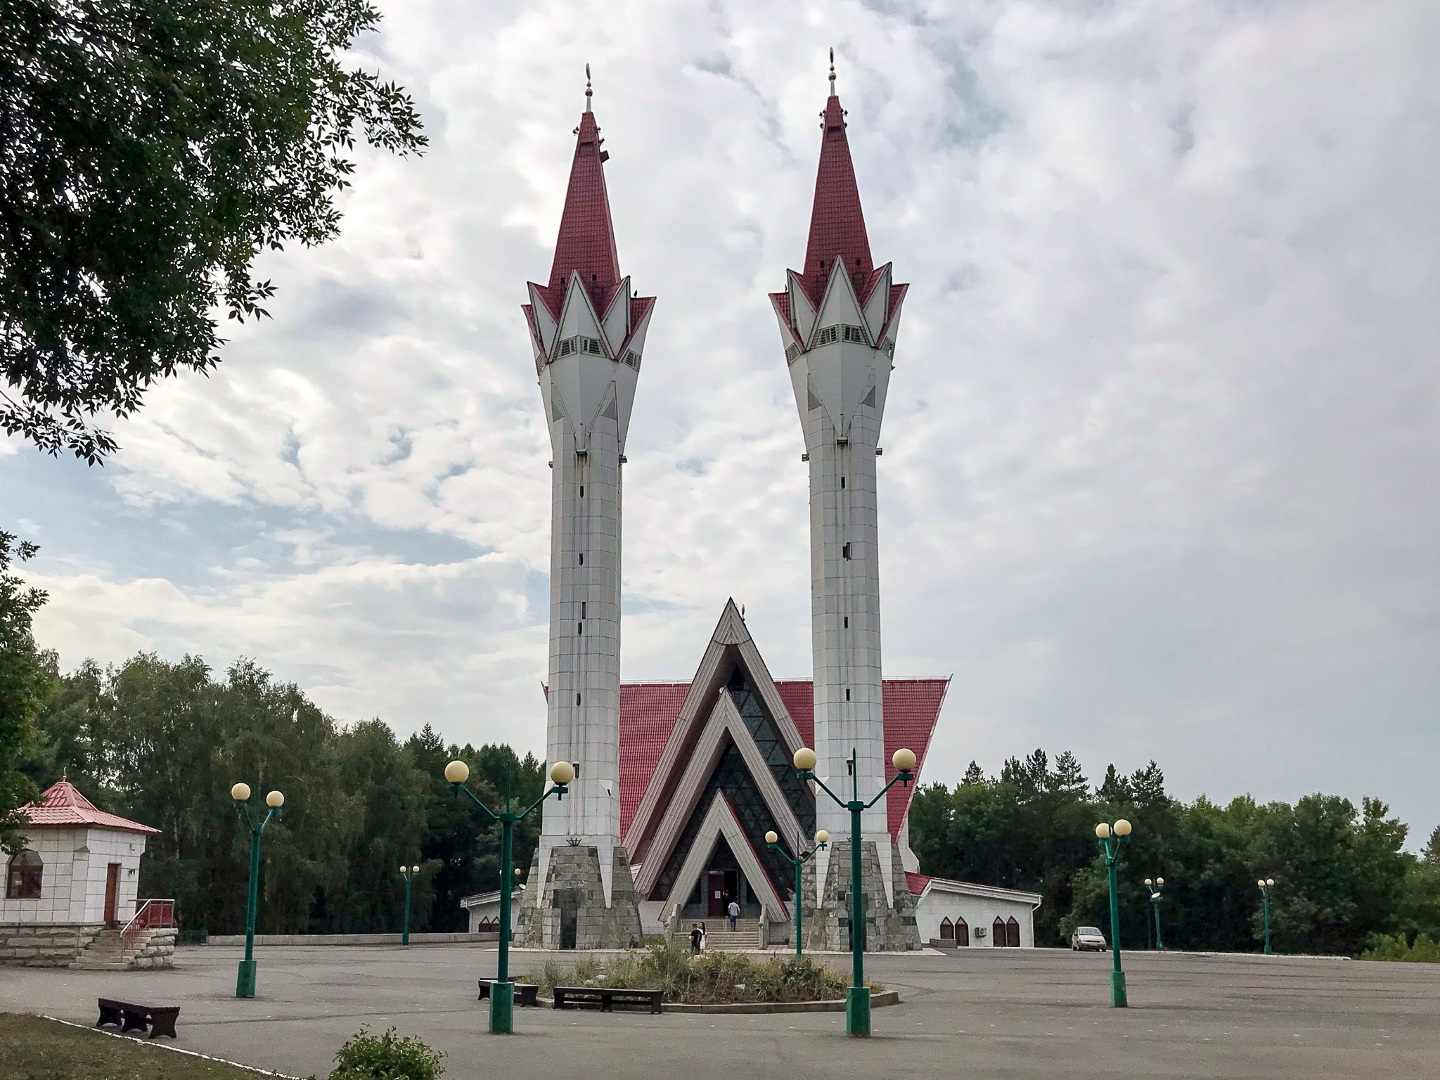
[0, 1014, 275, 1080]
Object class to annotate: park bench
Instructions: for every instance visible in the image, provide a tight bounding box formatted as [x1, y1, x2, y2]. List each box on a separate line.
[552, 986, 665, 1014]
[477, 980, 539, 1007]
[96, 997, 180, 1039]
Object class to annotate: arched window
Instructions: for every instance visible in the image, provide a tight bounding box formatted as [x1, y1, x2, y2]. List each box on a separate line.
[479, 917, 495, 933]
[6, 850, 42, 899]
[939, 917, 954, 940]
[992, 917, 1007, 947]
[955, 917, 969, 946]
[1006, 916, 1021, 948]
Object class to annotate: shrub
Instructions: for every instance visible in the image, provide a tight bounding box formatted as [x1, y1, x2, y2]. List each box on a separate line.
[518, 943, 871, 1005]
[328, 1026, 444, 1080]
[1362, 933, 1440, 963]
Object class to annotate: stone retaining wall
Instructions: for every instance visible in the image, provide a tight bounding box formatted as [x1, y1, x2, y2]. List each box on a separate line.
[0, 924, 103, 966]
[125, 927, 177, 968]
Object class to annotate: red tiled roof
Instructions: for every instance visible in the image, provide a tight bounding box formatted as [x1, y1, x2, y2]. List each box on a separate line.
[801, 94, 872, 308]
[618, 683, 692, 835]
[546, 108, 621, 315]
[18, 781, 159, 834]
[905, 871, 932, 896]
[618, 678, 948, 839]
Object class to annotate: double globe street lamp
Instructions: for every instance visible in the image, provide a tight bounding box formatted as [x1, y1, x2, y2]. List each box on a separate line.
[1258, 877, 1277, 954]
[1143, 876, 1166, 951]
[230, 783, 285, 999]
[444, 758, 574, 1034]
[399, 864, 421, 945]
[763, 827, 829, 957]
[1095, 818, 1133, 1007]
[791, 744, 916, 1037]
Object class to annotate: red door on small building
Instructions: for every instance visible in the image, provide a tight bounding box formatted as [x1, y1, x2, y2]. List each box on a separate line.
[103, 863, 121, 925]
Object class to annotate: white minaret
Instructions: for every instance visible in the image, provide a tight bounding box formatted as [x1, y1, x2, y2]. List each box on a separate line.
[769, 61, 914, 943]
[519, 74, 649, 948]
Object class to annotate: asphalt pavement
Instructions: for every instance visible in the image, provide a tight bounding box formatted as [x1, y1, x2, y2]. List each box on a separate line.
[2, 944, 1436, 1079]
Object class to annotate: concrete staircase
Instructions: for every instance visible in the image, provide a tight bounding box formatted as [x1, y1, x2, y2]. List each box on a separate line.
[71, 927, 127, 970]
[672, 918, 763, 953]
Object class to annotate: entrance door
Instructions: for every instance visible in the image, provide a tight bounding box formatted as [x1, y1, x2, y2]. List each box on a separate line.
[103, 863, 121, 925]
[557, 888, 580, 950]
[707, 871, 726, 917]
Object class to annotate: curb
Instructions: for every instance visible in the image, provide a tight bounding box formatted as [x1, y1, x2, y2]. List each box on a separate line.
[533, 989, 900, 1014]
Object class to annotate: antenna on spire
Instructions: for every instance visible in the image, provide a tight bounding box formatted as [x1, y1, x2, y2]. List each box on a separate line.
[829, 48, 836, 93]
[585, 63, 593, 111]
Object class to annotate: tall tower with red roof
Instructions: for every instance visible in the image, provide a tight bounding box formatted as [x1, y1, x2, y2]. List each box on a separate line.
[769, 58, 919, 950]
[517, 73, 648, 949]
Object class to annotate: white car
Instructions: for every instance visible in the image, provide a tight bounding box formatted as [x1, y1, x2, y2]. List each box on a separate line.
[1071, 926, 1107, 951]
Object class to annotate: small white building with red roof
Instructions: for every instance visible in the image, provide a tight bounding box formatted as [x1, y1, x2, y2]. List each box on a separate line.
[2, 780, 174, 968]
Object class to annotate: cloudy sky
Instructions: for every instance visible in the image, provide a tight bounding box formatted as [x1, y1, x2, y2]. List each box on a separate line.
[4, 0, 1438, 841]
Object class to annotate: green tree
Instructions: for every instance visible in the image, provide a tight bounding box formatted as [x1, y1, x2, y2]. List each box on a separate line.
[0, 532, 47, 852]
[1, 0, 426, 460]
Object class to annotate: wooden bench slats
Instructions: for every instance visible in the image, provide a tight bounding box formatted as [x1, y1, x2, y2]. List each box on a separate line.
[96, 997, 180, 1039]
[552, 985, 664, 1014]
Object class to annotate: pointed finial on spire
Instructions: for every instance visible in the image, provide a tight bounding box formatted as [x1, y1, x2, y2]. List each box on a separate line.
[585, 63, 593, 112]
[829, 48, 836, 93]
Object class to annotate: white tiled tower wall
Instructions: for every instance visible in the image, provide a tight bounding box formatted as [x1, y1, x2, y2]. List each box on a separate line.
[537, 376, 625, 903]
[800, 340, 892, 901]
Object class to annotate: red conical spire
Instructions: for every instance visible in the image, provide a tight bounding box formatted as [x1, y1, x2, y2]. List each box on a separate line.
[801, 56, 873, 306]
[547, 69, 622, 313]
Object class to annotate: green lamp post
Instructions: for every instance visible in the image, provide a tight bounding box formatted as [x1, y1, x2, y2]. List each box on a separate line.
[444, 758, 573, 1034]
[1258, 877, 1276, 954]
[764, 827, 829, 956]
[1144, 876, 1165, 951]
[1095, 818, 1133, 1007]
[792, 744, 916, 1037]
[231, 783, 284, 999]
[399, 864, 420, 945]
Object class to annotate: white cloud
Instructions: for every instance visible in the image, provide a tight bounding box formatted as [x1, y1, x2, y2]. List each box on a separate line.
[6, 0, 1440, 838]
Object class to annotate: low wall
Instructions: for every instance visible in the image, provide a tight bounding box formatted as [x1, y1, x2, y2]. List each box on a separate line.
[200, 931, 497, 947]
[0, 924, 102, 966]
[128, 927, 177, 968]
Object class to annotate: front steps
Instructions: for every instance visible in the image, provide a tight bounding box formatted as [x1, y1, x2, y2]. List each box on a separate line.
[671, 918, 763, 952]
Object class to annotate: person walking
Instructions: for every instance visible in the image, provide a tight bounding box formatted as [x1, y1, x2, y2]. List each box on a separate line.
[727, 898, 740, 931]
[689, 923, 702, 953]
[698, 922, 708, 951]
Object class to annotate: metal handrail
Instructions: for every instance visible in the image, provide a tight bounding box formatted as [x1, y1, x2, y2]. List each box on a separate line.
[121, 898, 176, 951]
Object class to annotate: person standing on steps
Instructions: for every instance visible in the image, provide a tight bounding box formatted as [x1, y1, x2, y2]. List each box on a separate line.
[690, 923, 702, 952]
[727, 898, 740, 931]
[699, 923, 708, 951]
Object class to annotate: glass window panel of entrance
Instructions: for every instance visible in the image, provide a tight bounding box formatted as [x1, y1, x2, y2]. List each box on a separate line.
[726, 665, 815, 828]
[652, 740, 796, 902]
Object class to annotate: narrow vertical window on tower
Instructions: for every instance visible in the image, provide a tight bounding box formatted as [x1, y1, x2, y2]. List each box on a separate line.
[578, 553, 584, 565]
[842, 542, 852, 559]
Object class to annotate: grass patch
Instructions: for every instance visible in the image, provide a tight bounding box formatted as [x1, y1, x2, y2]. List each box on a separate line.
[0, 1013, 266, 1080]
[517, 942, 879, 1005]
[1362, 933, 1440, 963]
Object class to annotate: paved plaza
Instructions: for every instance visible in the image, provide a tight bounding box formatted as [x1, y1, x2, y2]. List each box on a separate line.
[2, 945, 1437, 1079]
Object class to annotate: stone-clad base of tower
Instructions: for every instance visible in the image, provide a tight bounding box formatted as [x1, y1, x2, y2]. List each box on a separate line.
[517, 845, 644, 950]
[800, 841, 922, 952]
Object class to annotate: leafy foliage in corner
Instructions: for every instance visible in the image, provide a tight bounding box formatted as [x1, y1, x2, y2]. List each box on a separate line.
[0, 532, 46, 852]
[328, 1026, 444, 1080]
[0, 0, 427, 462]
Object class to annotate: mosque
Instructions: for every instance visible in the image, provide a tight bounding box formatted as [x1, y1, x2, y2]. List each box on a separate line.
[464, 62, 1041, 952]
